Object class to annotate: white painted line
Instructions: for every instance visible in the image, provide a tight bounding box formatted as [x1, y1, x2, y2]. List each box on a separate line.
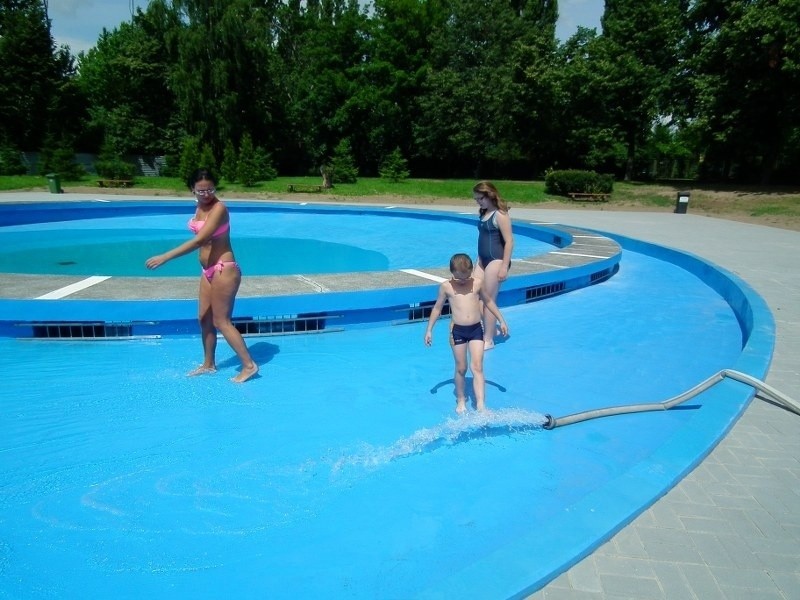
[295, 275, 329, 293]
[384, 206, 397, 209]
[514, 259, 569, 269]
[551, 251, 611, 259]
[400, 269, 447, 283]
[93, 199, 111, 203]
[36, 276, 112, 300]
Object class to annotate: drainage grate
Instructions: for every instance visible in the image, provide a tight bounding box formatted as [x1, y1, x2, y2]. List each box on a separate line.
[525, 282, 566, 302]
[233, 313, 335, 336]
[591, 267, 614, 283]
[406, 301, 450, 323]
[31, 322, 134, 339]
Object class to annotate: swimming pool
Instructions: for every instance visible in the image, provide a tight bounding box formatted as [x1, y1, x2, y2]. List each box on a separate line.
[0, 202, 553, 277]
[0, 200, 774, 598]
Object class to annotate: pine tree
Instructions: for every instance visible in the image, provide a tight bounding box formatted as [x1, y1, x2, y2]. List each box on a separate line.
[378, 147, 410, 182]
[328, 139, 358, 183]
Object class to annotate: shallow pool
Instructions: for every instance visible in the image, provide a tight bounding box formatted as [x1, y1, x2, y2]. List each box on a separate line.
[1, 207, 552, 277]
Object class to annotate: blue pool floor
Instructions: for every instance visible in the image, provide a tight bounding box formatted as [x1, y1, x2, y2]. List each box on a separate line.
[0, 244, 751, 599]
[1, 196, 798, 599]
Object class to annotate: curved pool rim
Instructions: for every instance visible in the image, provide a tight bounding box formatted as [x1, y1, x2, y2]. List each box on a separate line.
[0, 200, 622, 338]
[460, 231, 778, 598]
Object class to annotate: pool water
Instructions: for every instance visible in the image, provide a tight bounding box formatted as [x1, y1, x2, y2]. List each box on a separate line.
[0, 248, 751, 599]
[1, 210, 553, 277]
[1, 231, 390, 277]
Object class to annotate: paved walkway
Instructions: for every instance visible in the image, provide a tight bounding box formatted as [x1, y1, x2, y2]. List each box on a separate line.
[2, 193, 798, 597]
[513, 209, 800, 600]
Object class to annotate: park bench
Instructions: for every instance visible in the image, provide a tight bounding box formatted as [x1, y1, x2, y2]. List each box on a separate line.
[98, 179, 134, 188]
[287, 183, 323, 193]
[568, 192, 610, 202]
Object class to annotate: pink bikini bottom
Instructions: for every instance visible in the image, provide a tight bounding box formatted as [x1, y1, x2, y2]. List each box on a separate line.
[202, 260, 240, 282]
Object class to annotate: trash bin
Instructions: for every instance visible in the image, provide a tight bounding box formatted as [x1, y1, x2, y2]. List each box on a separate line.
[45, 173, 63, 194]
[674, 190, 690, 214]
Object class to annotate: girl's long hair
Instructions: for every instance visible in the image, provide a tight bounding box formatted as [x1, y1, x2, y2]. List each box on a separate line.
[473, 180, 508, 217]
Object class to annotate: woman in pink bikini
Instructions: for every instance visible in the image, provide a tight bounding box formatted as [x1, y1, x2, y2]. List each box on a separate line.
[145, 168, 258, 383]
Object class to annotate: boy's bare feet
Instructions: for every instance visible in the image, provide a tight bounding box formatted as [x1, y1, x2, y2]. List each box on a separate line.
[232, 364, 259, 383]
[475, 400, 486, 411]
[455, 397, 468, 414]
[187, 365, 216, 376]
[483, 340, 495, 351]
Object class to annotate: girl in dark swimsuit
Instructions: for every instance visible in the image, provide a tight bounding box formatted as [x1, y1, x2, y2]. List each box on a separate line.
[473, 181, 514, 350]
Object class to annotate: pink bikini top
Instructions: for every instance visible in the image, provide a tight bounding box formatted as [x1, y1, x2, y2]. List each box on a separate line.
[188, 218, 230, 239]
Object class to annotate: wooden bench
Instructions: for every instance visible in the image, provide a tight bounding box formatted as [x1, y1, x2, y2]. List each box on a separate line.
[98, 179, 133, 188]
[568, 192, 610, 202]
[287, 183, 323, 193]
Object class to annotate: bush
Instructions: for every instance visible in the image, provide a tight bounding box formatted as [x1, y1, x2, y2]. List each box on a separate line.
[38, 145, 85, 180]
[220, 139, 238, 183]
[177, 137, 201, 184]
[235, 133, 276, 186]
[327, 139, 358, 184]
[544, 169, 614, 196]
[94, 156, 136, 179]
[379, 147, 410, 182]
[199, 144, 217, 173]
[0, 145, 27, 175]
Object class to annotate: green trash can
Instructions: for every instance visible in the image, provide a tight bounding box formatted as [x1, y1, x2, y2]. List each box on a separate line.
[45, 173, 62, 194]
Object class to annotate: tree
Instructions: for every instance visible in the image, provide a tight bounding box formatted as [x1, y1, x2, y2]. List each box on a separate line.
[414, 0, 559, 177]
[379, 146, 410, 181]
[76, 0, 182, 155]
[171, 0, 281, 160]
[327, 138, 358, 183]
[0, 0, 73, 150]
[0, 144, 27, 175]
[236, 132, 277, 186]
[595, 0, 684, 180]
[687, 0, 800, 183]
[553, 28, 619, 171]
[275, 0, 371, 174]
[220, 139, 238, 183]
[339, 0, 441, 175]
[177, 136, 201, 183]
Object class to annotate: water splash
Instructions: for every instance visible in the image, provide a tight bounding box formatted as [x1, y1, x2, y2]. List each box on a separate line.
[333, 408, 546, 471]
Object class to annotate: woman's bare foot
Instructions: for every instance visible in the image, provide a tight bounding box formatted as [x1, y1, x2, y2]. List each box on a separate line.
[187, 365, 216, 376]
[455, 397, 467, 414]
[232, 363, 259, 383]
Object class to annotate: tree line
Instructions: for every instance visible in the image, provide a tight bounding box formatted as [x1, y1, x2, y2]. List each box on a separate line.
[1, 0, 798, 185]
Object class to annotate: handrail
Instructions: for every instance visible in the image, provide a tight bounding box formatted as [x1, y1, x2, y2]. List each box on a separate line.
[542, 370, 799, 429]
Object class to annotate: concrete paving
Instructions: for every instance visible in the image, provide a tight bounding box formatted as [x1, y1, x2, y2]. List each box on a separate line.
[2, 192, 798, 598]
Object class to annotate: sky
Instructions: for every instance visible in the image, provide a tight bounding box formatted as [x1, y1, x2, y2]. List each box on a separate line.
[48, 0, 604, 56]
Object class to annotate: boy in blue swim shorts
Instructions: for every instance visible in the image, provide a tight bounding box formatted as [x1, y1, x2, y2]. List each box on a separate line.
[424, 253, 509, 413]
